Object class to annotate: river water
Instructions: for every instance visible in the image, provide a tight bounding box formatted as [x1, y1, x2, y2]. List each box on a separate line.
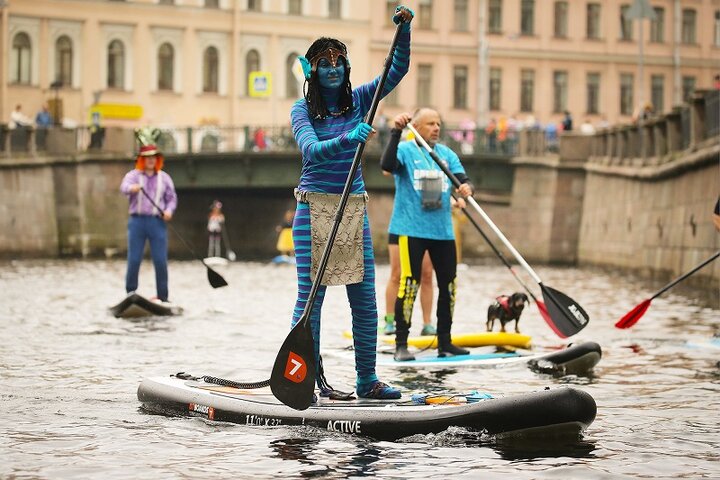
[1, 259, 718, 479]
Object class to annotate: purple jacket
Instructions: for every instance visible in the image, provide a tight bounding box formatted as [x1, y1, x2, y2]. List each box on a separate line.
[120, 170, 177, 216]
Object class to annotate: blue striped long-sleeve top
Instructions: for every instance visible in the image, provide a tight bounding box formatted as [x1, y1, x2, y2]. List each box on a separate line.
[291, 29, 411, 195]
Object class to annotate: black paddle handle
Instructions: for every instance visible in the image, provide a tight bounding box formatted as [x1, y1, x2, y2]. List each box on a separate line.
[298, 22, 404, 325]
[652, 250, 720, 300]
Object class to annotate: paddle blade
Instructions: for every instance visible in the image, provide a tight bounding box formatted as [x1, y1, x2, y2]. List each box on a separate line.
[615, 299, 651, 329]
[535, 299, 554, 326]
[540, 284, 590, 338]
[206, 266, 228, 288]
[270, 319, 316, 411]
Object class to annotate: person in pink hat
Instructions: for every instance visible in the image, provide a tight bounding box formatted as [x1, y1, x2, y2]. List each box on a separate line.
[120, 144, 178, 302]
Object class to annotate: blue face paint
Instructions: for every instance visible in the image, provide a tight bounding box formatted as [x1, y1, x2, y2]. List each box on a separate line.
[317, 58, 345, 90]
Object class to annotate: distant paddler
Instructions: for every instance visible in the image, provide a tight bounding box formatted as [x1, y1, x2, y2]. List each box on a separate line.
[120, 141, 177, 303]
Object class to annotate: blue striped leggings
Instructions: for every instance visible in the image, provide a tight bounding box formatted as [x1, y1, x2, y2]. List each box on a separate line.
[291, 201, 379, 387]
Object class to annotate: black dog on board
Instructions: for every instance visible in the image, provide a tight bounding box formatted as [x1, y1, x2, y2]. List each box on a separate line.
[486, 292, 530, 333]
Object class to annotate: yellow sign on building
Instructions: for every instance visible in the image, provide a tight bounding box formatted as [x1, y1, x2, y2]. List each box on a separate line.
[249, 71, 272, 98]
[89, 103, 143, 120]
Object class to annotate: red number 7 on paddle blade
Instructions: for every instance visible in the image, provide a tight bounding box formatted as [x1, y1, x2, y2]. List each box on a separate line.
[270, 319, 316, 411]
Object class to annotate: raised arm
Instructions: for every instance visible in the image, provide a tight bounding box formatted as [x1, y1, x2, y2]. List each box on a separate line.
[380, 112, 412, 173]
[355, 6, 413, 113]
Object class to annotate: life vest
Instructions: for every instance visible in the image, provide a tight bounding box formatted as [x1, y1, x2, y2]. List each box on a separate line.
[496, 295, 512, 315]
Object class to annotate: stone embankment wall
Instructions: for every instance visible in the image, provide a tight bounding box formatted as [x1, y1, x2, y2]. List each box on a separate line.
[512, 90, 719, 290]
[0, 155, 128, 257]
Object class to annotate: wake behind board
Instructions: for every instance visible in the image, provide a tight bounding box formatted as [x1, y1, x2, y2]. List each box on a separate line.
[109, 293, 183, 318]
[137, 374, 596, 441]
[333, 342, 601, 376]
[343, 330, 532, 349]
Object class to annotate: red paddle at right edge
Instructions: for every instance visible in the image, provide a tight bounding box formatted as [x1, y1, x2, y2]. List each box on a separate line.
[616, 251, 719, 329]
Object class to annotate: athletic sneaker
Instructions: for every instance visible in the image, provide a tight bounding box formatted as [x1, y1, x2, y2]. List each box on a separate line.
[356, 380, 401, 399]
[383, 316, 396, 335]
[420, 324, 436, 336]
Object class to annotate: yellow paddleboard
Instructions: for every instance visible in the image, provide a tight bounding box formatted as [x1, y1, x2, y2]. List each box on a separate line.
[342, 331, 532, 349]
[276, 228, 294, 254]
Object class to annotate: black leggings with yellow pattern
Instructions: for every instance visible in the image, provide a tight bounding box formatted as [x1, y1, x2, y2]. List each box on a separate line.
[394, 235, 457, 338]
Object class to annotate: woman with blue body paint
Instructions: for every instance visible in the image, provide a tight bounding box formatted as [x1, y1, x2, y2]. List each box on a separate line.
[289, 6, 413, 400]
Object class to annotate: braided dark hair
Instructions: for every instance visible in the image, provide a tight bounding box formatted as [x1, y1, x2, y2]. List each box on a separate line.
[304, 37, 353, 120]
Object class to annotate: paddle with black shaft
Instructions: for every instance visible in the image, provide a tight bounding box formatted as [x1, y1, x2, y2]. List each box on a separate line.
[139, 188, 228, 288]
[270, 20, 408, 411]
[616, 250, 720, 329]
[451, 193, 553, 325]
[407, 123, 589, 338]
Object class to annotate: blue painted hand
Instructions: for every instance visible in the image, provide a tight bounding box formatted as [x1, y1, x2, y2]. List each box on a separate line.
[347, 122, 373, 144]
[392, 5, 415, 28]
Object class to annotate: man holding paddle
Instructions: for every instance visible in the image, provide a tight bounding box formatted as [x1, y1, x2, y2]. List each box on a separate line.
[381, 109, 473, 361]
[120, 144, 177, 303]
[285, 6, 414, 401]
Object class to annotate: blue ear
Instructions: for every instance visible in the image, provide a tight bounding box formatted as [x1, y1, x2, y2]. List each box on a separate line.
[298, 56, 312, 80]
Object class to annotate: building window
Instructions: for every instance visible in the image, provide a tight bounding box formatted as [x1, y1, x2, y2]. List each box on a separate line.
[417, 64, 433, 106]
[682, 9, 696, 44]
[286, 53, 299, 98]
[554, 2, 568, 38]
[11, 32, 32, 85]
[586, 72, 600, 114]
[488, 0, 502, 34]
[620, 73, 634, 116]
[328, 0, 341, 19]
[620, 4, 633, 41]
[55, 35, 73, 87]
[158, 42, 174, 91]
[521, 0, 535, 36]
[651, 75, 664, 114]
[454, 0, 468, 31]
[682, 76, 695, 102]
[107, 40, 125, 89]
[520, 69, 534, 112]
[715, 11, 720, 46]
[553, 71, 568, 113]
[245, 49, 260, 95]
[289, 0, 302, 15]
[650, 7, 664, 43]
[386, 1, 397, 27]
[489, 67, 501, 111]
[418, 0, 432, 29]
[453, 66, 468, 109]
[247, 0, 261, 11]
[203, 46, 219, 93]
[205, 0, 219, 8]
[587, 3, 601, 39]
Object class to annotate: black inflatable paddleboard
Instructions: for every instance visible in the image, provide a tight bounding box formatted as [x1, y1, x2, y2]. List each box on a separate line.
[109, 293, 183, 318]
[137, 374, 596, 441]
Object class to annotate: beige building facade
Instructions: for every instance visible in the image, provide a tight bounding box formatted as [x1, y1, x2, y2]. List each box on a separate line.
[2, 0, 718, 130]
